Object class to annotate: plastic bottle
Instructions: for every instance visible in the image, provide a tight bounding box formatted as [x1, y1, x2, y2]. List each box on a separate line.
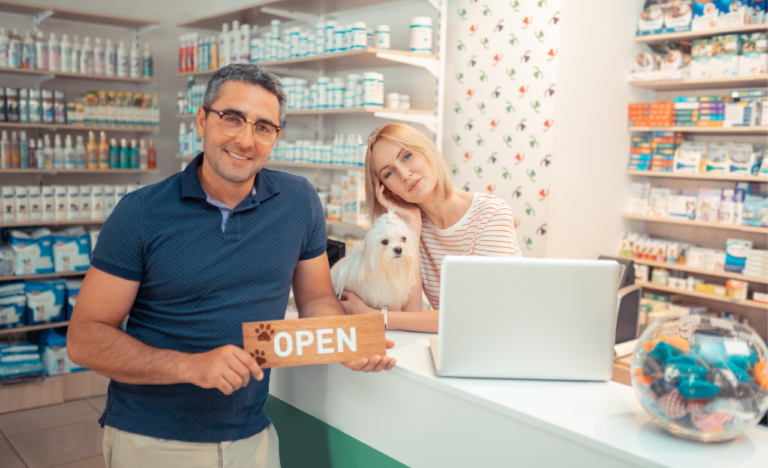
[219, 23, 230, 68]
[176, 91, 185, 115]
[36, 138, 44, 168]
[119, 138, 129, 168]
[22, 31, 35, 69]
[179, 122, 187, 155]
[147, 139, 156, 169]
[109, 138, 119, 168]
[75, 135, 86, 169]
[142, 43, 153, 77]
[48, 33, 60, 71]
[116, 40, 127, 77]
[9, 29, 22, 67]
[60, 34, 71, 72]
[138, 139, 148, 169]
[53, 134, 64, 169]
[129, 41, 140, 78]
[98, 131, 109, 169]
[42, 134, 52, 168]
[240, 24, 250, 63]
[10, 131, 19, 168]
[200, 36, 208, 70]
[209, 37, 218, 70]
[64, 134, 75, 169]
[0, 28, 8, 67]
[28, 138, 36, 169]
[0, 131, 8, 168]
[86, 131, 98, 168]
[19, 131, 29, 168]
[105, 39, 115, 76]
[128, 139, 138, 169]
[81, 37, 93, 75]
[71, 35, 81, 73]
[230, 20, 240, 64]
[94, 38, 105, 75]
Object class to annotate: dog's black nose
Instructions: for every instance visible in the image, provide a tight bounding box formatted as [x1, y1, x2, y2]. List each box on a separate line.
[394, 247, 403, 255]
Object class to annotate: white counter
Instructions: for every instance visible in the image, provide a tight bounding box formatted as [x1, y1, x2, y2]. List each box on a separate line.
[269, 326, 768, 468]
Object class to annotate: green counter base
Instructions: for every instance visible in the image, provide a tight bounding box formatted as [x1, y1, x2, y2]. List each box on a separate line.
[265, 395, 408, 468]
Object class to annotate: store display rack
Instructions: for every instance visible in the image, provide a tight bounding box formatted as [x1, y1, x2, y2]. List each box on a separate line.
[625, 170, 767, 182]
[0, 169, 159, 174]
[637, 281, 767, 310]
[0, 219, 106, 228]
[0, 320, 70, 336]
[0, 66, 159, 84]
[635, 23, 768, 44]
[0, 270, 84, 283]
[633, 258, 767, 285]
[266, 160, 364, 172]
[628, 126, 767, 134]
[630, 75, 768, 91]
[623, 214, 768, 234]
[0, 0, 159, 29]
[0, 122, 160, 133]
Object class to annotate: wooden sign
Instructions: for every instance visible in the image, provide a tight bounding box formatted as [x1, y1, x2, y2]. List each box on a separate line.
[242, 314, 386, 369]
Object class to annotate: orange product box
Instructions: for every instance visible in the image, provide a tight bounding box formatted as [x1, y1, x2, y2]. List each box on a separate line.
[630, 147, 653, 154]
[697, 121, 723, 127]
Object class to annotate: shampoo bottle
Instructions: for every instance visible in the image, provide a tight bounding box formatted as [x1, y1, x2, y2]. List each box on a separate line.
[48, 33, 60, 71]
[60, 34, 71, 72]
[22, 31, 35, 69]
[94, 38, 105, 75]
[86, 131, 98, 168]
[116, 40, 127, 77]
[139, 139, 148, 169]
[10, 131, 19, 168]
[71, 35, 81, 73]
[8, 29, 22, 68]
[75, 135, 86, 168]
[0, 131, 9, 168]
[35, 30, 47, 70]
[109, 138, 119, 168]
[147, 139, 156, 169]
[64, 134, 75, 169]
[142, 43, 153, 77]
[0, 28, 9, 67]
[219, 23, 230, 68]
[105, 39, 115, 76]
[81, 37, 93, 75]
[129, 41, 140, 78]
[119, 138, 129, 168]
[19, 130, 28, 168]
[98, 131, 109, 169]
[53, 134, 63, 169]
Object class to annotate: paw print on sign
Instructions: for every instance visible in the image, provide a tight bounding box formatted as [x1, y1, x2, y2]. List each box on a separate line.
[251, 349, 267, 366]
[256, 324, 275, 342]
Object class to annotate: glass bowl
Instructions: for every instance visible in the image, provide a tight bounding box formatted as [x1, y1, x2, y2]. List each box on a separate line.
[631, 315, 768, 442]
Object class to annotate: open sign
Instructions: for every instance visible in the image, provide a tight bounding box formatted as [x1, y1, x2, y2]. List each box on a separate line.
[242, 314, 386, 369]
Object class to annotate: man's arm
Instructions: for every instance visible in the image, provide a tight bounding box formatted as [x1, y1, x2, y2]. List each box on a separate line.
[67, 267, 263, 395]
[291, 253, 396, 372]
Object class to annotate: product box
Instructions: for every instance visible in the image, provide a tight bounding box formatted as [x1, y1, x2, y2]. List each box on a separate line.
[627, 182, 651, 214]
[696, 188, 723, 222]
[691, 39, 712, 78]
[0, 343, 44, 379]
[729, 143, 756, 174]
[724, 101, 759, 127]
[9, 228, 54, 275]
[39, 328, 87, 376]
[28, 185, 41, 221]
[692, 0, 722, 30]
[742, 194, 768, 226]
[103, 185, 115, 217]
[738, 33, 767, 76]
[114, 185, 126, 210]
[724, 238, 753, 273]
[718, 189, 738, 224]
[25, 279, 66, 325]
[2, 186, 15, 223]
[66, 186, 79, 221]
[89, 229, 100, 253]
[53, 185, 67, 221]
[726, 279, 748, 300]
[79, 185, 91, 219]
[14, 186, 28, 223]
[52, 227, 90, 273]
[674, 141, 707, 173]
[65, 279, 82, 320]
[706, 142, 730, 173]
[0, 294, 26, 329]
[90, 185, 104, 220]
[711, 35, 740, 77]
[753, 292, 768, 304]
[638, 1, 666, 35]
[716, 0, 750, 27]
[648, 187, 671, 217]
[668, 188, 698, 219]
[41, 186, 54, 221]
[0, 244, 14, 277]
[695, 283, 727, 296]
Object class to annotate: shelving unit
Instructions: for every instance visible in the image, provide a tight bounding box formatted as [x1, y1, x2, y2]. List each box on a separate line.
[635, 24, 768, 43]
[0, 66, 159, 84]
[0, 219, 106, 228]
[266, 160, 363, 172]
[0, 271, 84, 283]
[632, 259, 767, 285]
[0, 122, 160, 133]
[628, 126, 767, 134]
[0, 321, 70, 336]
[623, 214, 768, 234]
[630, 75, 768, 91]
[0, 169, 159, 174]
[637, 281, 767, 310]
[626, 170, 767, 182]
[0, 1, 159, 29]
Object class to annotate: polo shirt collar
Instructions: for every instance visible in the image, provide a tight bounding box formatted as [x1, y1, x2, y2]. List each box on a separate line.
[181, 152, 280, 204]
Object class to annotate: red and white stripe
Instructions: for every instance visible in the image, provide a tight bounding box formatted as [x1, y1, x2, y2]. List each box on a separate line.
[419, 193, 522, 309]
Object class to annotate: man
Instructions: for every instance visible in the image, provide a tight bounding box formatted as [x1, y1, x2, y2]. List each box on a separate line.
[68, 64, 396, 468]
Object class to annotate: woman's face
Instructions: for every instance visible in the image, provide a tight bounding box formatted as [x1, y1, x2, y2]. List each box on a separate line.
[371, 138, 437, 204]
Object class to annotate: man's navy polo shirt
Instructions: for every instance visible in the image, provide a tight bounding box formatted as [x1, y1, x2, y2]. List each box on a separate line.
[91, 153, 327, 443]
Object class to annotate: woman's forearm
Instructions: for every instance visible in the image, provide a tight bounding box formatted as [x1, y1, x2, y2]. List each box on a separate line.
[388, 310, 439, 334]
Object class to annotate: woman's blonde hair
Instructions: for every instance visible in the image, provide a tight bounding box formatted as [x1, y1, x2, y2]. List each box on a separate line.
[365, 123, 454, 220]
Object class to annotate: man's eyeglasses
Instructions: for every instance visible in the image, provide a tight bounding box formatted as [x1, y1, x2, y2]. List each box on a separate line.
[203, 107, 282, 144]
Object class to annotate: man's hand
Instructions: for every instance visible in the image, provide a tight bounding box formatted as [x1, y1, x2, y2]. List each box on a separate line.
[340, 291, 376, 315]
[184, 345, 264, 395]
[342, 339, 397, 373]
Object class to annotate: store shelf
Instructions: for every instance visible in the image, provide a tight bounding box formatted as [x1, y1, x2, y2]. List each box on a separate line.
[176, 114, 196, 119]
[0, 320, 69, 336]
[635, 24, 768, 44]
[628, 126, 768, 134]
[176, 153, 196, 159]
[326, 220, 370, 230]
[630, 75, 768, 90]
[177, 0, 405, 30]
[0, 1, 159, 29]
[633, 259, 768, 285]
[0, 169, 159, 174]
[0, 271, 85, 283]
[0, 66, 158, 83]
[287, 108, 434, 116]
[0, 219, 106, 228]
[266, 160, 364, 171]
[626, 170, 768, 182]
[0, 123, 160, 133]
[177, 48, 438, 75]
[637, 281, 767, 310]
[623, 214, 768, 234]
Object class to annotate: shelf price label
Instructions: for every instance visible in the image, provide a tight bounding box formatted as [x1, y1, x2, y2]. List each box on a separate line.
[242, 315, 385, 369]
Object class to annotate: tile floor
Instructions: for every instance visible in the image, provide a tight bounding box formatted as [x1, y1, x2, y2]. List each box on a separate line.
[0, 397, 107, 468]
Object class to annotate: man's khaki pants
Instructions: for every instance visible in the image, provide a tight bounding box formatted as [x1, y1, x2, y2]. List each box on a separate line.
[103, 424, 280, 468]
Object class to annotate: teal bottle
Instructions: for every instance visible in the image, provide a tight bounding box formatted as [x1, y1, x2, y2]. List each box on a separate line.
[109, 138, 119, 169]
[129, 139, 139, 168]
[119, 138, 129, 169]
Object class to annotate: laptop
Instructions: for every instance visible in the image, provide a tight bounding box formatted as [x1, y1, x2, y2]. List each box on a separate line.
[430, 257, 620, 381]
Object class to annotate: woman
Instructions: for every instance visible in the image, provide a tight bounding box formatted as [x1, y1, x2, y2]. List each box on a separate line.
[340, 123, 522, 333]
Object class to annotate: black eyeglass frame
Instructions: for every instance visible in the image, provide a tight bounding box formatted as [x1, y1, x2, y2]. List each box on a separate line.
[202, 106, 283, 139]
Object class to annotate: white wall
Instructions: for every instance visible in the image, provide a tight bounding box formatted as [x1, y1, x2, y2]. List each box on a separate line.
[545, 0, 654, 260]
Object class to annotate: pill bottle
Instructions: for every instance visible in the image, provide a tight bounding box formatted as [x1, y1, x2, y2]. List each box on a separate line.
[409, 17, 432, 53]
[374, 25, 390, 50]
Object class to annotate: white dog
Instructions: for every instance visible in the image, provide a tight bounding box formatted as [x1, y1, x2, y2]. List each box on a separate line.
[331, 210, 420, 311]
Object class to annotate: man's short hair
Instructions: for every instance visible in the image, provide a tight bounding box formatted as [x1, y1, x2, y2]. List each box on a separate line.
[203, 64, 287, 123]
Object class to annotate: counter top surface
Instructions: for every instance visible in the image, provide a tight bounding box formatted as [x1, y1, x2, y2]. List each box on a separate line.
[382, 329, 768, 468]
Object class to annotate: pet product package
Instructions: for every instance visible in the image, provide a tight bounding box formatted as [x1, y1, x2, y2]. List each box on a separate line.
[2, 186, 15, 223]
[14, 186, 28, 223]
[711, 35, 740, 77]
[66, 186, 79, 221]
[738, 33, 767, 76]
[674, 141, 707, 173]
[28, 185, 41, 221]
[725, 238, 753, 273]
[88, 229, 100, 253]
[718, 189, 738, 224]
[0, 343, 44, 379]
[79, 185, 91, 219]
[664, 0, 693, 32]
[103, 185, 115, 217]
[692, 0, 722, 30]
[716, 0, 750, 27]
[691, 39, 713, 78]
[728, 143, 756, 173]
[39, 328, 87, 376]
[52, 227, 91, 273]
[0, 294, 26, 329]
[65, 279, 82, 320]
[706, 142, 730, 173]
[638, 1, 666, 35]
[0, 244, 14, 277]
[114, 185, 127, 209]
[648, 188, 671, 217]
[25, 279, 66, 325]
[54, 185, 67, 221]
[9, 228, 54, 275]
[742, 194, 768, 226]
[696, 188, 723, 222]
[668, 188, 698, 219]
[627, 182, 652, 215]
[41, 186, 54, 221]
[90, 185, 104, 219]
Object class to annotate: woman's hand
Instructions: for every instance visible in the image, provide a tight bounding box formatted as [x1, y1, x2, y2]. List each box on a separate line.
[340, 291, 377, 315]
[375, 177, 422, 230]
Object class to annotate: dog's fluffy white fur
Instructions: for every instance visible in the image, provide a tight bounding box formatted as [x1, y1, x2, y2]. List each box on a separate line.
[331, 210, 420, 310]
